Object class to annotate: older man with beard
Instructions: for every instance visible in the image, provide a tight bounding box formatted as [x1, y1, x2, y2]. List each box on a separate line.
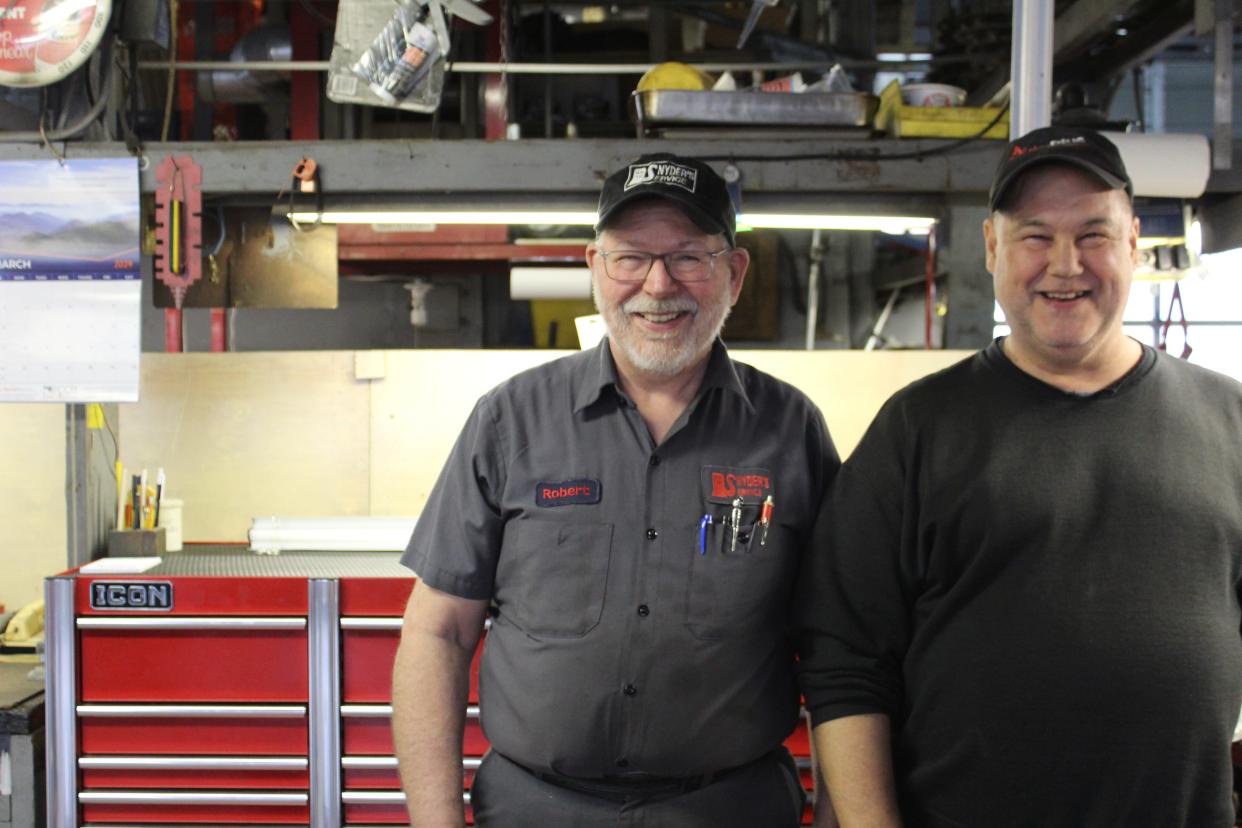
[392, 153, 840, 828]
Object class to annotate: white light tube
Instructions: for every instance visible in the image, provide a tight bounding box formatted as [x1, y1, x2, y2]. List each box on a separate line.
[738, 213, 937, 234]
[288, 210, 599, 225]
[289, 210, 939, 235]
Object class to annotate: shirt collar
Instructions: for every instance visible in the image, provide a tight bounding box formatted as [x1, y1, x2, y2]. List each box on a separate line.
[572, 337, 754, 414]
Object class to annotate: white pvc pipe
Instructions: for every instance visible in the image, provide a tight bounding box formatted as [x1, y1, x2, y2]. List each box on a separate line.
[1010, 0, 1054, 139]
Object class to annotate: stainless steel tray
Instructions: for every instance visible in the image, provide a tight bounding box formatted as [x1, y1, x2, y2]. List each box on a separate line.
[633, 89, 877, 127]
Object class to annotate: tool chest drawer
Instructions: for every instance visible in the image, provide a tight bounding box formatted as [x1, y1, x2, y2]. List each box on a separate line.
[78, 790, 310, 824]
[78, 704, 309, 755]
[78, 617, 309, 702]
[340, 577, 414, 617]
[80, 755, 310, 789]
[341, 704, 489, 756]
[341, 755, 480, 790]
[341, 792, 473, 825]
[340, 619, 402, 703]
[342, 617, 484, 703]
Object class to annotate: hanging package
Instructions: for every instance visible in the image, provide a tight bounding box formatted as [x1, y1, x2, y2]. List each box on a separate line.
[327, 0, 491, 113]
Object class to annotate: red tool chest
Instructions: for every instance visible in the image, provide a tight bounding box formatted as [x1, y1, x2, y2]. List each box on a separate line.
[46, 551, 819, 827]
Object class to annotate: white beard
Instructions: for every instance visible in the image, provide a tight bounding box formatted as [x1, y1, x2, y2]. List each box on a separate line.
[595, 285, 734, 377]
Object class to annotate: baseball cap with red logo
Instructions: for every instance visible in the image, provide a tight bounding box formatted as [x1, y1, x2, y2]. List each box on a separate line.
[595, 153, 736, 247]
[989, 126, 1132, 213]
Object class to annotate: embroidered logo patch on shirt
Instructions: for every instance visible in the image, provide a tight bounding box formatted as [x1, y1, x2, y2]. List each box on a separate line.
[701, 466, 773, 505]
[536, 479, 602, 507]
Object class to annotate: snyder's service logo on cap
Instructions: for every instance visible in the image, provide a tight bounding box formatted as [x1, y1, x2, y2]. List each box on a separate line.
[624, 160, 698, 194]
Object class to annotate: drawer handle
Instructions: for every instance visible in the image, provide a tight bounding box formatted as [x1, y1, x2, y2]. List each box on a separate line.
[339, 617, 493, 631]
[340, 704, 479, 719]
[340, 617, 403, 630]
[342, 756, 398, 769]
[78, 617, 307, 630]
[340, 790, 473, 805]
[80, 756, 309, 770]
[77, 704, 307, 718]
[78, 791, 308, 805]
[340, 756, 482, 770]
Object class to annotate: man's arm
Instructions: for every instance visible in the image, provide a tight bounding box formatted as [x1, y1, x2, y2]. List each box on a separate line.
[813, 714, 902, 828]
[392, 580, 489, 827]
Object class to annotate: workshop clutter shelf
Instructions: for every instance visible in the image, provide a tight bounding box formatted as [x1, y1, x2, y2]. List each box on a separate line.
[45, 552, 817, 826]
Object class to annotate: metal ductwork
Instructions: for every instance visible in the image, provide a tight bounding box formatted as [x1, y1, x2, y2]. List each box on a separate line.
[196, 23, 291, 103]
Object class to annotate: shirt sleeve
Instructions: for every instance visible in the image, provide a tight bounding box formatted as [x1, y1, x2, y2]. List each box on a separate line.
[795, 397, 916, 726]
[400, 393, 507, 600]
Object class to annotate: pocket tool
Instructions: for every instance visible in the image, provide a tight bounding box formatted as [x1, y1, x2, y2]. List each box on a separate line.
[760, 496, 774, 546]
[730, 497, 743, 552]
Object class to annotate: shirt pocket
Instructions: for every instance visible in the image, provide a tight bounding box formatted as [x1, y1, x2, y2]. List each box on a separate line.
[684, 520, 798, 640]
[494, 517, 614, 638]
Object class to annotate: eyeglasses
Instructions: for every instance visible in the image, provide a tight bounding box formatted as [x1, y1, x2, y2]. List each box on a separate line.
[597, 248, 731, 283]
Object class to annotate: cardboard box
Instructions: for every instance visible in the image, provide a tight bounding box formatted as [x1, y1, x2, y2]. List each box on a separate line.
[108, 528, 167, 557]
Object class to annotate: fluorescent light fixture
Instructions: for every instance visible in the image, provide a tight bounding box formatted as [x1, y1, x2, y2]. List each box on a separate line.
[289, 210, 599, 225]
[1136, 236, 1187, 250]
[739, 213, 936, 234]
[248, 516, 418, 553]
[289, 209, 938, 235]
[877, 52, 934, 62]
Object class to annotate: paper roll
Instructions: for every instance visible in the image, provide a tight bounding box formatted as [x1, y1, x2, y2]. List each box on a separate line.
[574, 314, 607, 350]
[510, 267, 593, 300]
[1106, 132, 1210, 199]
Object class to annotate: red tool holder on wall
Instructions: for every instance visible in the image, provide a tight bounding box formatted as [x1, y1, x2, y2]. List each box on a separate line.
[155, 156, 204, 352]
[154, 156, 203, 307]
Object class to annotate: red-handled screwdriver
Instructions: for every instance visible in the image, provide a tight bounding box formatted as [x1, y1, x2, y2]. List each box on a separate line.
[759, 496, 775, 546]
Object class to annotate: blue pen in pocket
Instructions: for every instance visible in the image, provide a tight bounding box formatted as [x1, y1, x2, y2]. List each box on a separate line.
[698, 514, 713, 555]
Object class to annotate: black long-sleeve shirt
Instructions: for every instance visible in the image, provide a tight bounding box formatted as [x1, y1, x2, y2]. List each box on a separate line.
[797, 340, 1242, 828]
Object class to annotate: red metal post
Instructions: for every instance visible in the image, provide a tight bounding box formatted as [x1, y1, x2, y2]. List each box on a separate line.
[210, 308, 227, 352]
[164, 308, 183, 353]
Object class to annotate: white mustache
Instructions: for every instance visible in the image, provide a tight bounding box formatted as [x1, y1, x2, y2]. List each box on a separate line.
[622, 298, 698, 315]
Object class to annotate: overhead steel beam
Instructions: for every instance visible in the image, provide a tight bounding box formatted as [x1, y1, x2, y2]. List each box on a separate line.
[969, 0, 1194, 105]
[1057, 0, 1195, 83]
[0, 138, 1007, 197]
[1053, 0, 1138, 64]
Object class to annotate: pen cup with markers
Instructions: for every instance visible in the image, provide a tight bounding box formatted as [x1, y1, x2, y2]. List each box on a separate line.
[158, 498, 183, 552]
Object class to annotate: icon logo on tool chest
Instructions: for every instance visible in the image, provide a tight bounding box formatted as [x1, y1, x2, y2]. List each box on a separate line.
[89, 581, 174, 611]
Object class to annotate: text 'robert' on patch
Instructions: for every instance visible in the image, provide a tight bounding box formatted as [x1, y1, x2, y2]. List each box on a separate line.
[536, 478, 602, 507]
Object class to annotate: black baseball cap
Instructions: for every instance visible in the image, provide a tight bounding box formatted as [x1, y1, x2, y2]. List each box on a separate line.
[989, 126, 1132, 213]
[595, 153, 736, 246]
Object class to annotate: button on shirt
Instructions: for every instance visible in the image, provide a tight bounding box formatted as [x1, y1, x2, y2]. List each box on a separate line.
[403, 339, 839, 779]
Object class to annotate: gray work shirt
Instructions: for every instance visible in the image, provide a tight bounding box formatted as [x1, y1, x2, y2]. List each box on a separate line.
[403, 338, 839, 779]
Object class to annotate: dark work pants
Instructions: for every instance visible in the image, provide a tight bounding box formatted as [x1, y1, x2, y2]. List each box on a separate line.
[470, 748, 806, 828]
